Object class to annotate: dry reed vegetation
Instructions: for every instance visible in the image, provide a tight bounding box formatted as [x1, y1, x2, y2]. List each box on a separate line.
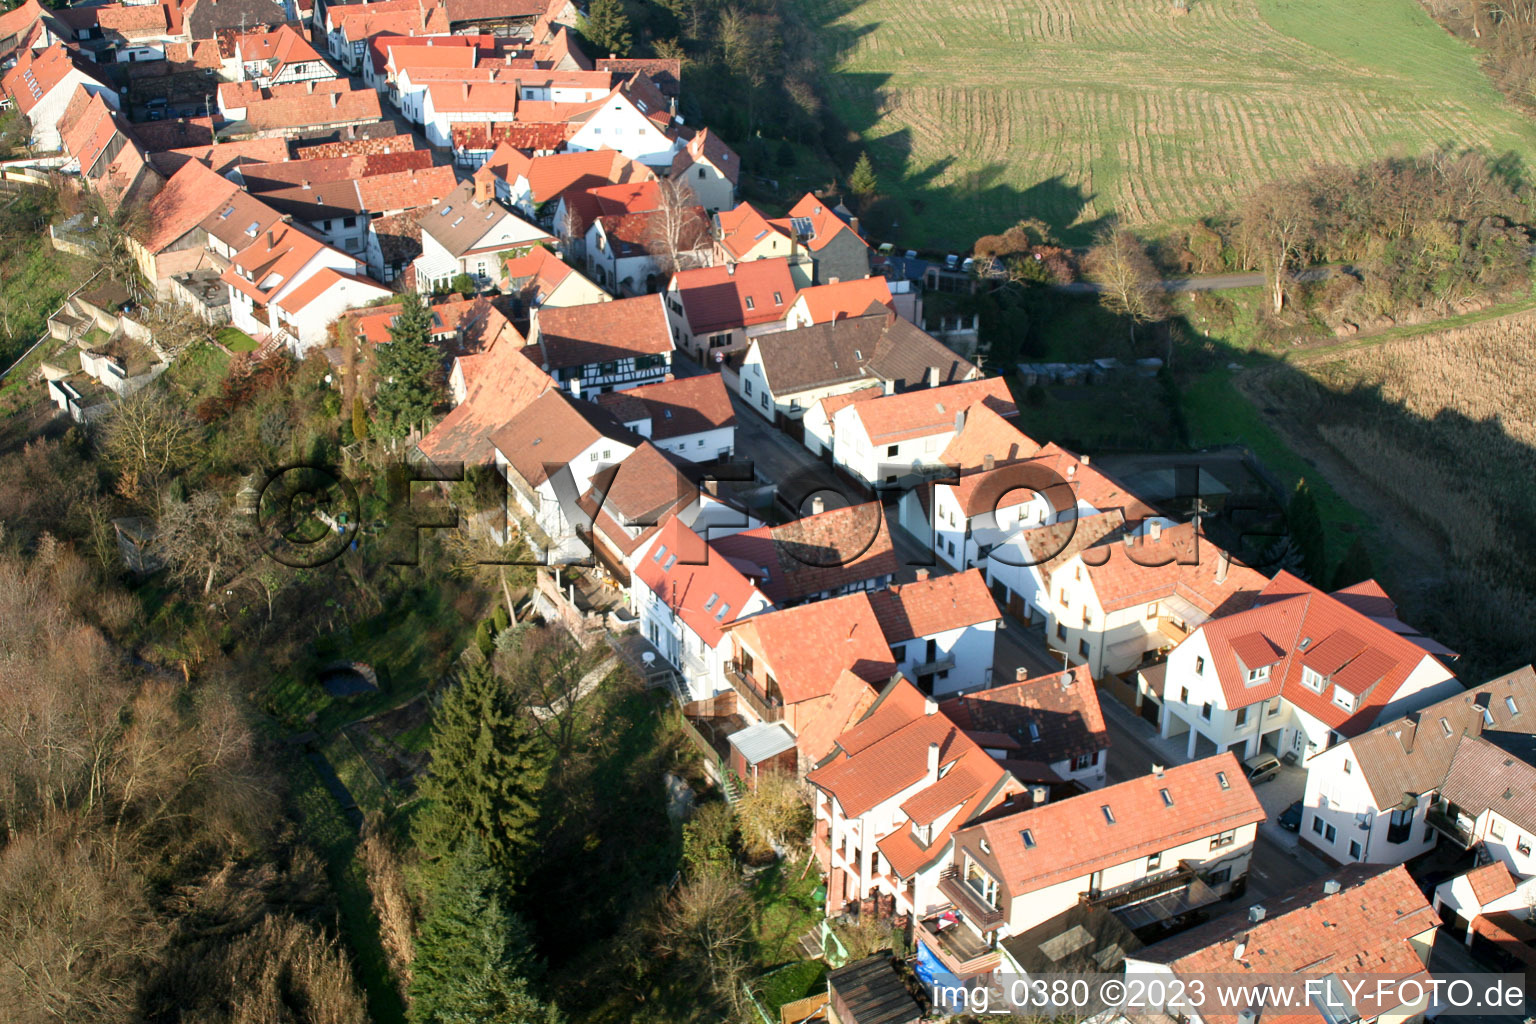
[1266, 312, 1536, 673]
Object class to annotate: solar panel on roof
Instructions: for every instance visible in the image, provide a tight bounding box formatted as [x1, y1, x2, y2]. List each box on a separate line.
[790, 216, 812, 237]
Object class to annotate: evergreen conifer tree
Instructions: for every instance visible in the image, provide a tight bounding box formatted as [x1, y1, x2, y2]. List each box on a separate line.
[373, 292, 442, 438]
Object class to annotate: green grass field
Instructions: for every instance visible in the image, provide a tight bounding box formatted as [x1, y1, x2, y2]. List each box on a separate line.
[805, 0, 1536, 247]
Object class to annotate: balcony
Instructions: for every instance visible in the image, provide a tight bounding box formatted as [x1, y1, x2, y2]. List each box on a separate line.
[936, 866, 1005, 931]
[919, 915, 1000, 976]
[1157, 615, 1191, 643]
[1085, 863, 1197, 911]
[913, 654, 957, 677]
[724, 659, 783, 723]
[1427, 803, 1476, 848]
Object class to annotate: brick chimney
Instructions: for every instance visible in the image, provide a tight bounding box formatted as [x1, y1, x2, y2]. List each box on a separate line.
[473, 173, 492, 202]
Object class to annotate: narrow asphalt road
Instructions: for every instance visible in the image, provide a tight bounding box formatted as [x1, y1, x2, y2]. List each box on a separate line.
[1053, 265, 1334, 295]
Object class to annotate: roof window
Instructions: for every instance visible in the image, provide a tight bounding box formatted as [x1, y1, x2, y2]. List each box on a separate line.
[1020, 829, 1035, 849]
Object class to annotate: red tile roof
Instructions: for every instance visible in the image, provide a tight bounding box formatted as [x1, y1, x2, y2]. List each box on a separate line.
[276, 266, 386, 314]
[489, 387, 635, 488]
[354, 164, 459, 214]
[793, 277, 894, 324]
[1192, 571, 1455, 731]
[794, 668, 882, 767]
[222, 80, 383, 132]
[957, 753, 1265, 896]
[670, 258, 795, 333]
[139, 158, 239, 254]
[531, 293, 672, 370]
[807, 678, 1019, 876]
[593, 205, 709, 258]
[785, 193, 868, 253]
[235, 22, 322, 72]
[667, 125, 738, 184]
[452, 121, 570, 154]
[847, 377, 1015, 445]
[582, 443, 698, 560]
[500, 243, 573, 292]
[593, 373, 734, 441]
[149, 137, 290, 177]
[417, 343, 553, 464]
[3, 43, 108, 116]
[1079, 521, 1268, 616]
[1137, 865, 1435, 1024]
[941, 664, 1107, 765]
[728, 591, 897, 706]
[713, 501, 898, 605]
[294, 133, 419, 159]
[715, 200, 790, 260]
[868, 569, 1000, 643]
[1466, 860, 1519, 906]
[221, 221, 335, 305]
[634, 515, 765, 647]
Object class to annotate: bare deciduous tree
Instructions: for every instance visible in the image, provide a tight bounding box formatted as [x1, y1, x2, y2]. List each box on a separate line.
[644, 178, 709, 277]
[1085, 227, 1165, 341]
[734, 770, 812, 861]
[653, 867, 753, 1018]
[153, 490, 254, 595]
[1239, 180, 1319, 313]
[97, 388, 202, 501]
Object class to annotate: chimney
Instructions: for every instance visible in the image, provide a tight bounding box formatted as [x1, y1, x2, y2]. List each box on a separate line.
[1248, 905, 1266, 924]
[1067, 463, 1077, 478]
[266, 229, 276, 247]
[924, 696, 938, 716]
[983, 453, 995, 471]
[473, 173, 492, 203]
[916, 568, 929, 582]
[881, 378, 894, 396]
[850, 215, 861, 237]
[926, 741, 940, 782]
[1080, 453, 1090, 466]
[330, 92, 339, 107]
[810, 495, 824, 515]
[569, 377, 581, 400]
[726, 262, 734, 275]
[1149, 519, 1162, 541]
[1323, 879, 1341, 895]
[306, 79, 315, 93]
[1153, 763, 1165, 777]
[954, 409, 965, 434]
[1030, 784, 1049, 804]
[925, 365, 940, 388]
[1216, 549, 1230, 584]
[1015, 667, 1028, 682]
[300, 178, 310, 189]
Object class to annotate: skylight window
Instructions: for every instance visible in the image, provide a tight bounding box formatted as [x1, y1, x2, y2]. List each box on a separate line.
[663, 554, 677, 570]
[439, 205, 453, 216]
[744, 296, 755, 310]
[218, 205, 235, 220]
[1160, 788, 1173, 807]
[1020, 829, 1035, 849]
[245, 222, 261, 236]
[1440, 717, 1453, 737]
[1508, 697, 1521, 717]
[773, 291, 782, 305]
[1027, 722, 1040, 743]
[714, 602, 730, 621]
[652, 545, 667, 563]
[703, 594, 718, 611]
[1101, 805, 1116, 825]
[1217, 771, 1230, 790]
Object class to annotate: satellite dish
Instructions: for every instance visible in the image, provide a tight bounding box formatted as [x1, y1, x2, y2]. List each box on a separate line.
[713, 350, 724, 363]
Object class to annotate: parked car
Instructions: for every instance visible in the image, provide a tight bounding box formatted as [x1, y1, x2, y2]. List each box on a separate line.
[1278, 800, 1303, 831]
[1243, 752, 1282, 785]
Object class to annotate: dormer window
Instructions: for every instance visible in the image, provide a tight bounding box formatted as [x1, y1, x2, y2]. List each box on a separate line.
[1246, 665, 1269, 683]
[1333, 688, 1355, 712]
[1302, 666, 1325, 693]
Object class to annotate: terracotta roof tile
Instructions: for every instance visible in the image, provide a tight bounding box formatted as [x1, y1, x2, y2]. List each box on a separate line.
[294, 132, 419, 159]
[489, 388, 636, 488]
[667, 125, 737, 183]
[594, 373, 734, 441]
[793, 277, 893, 324]
[1191, 571, 1456, 732]
[957, 752, 1264, 896]
[1466, 860, 1519, 906]
[1136, 864, 1435, 1024]
[139, 158, 239, 253]
[867, 568, 1000, 643]
[582, 443, 699, 560]
[452, 121, 569, 153]
[532, 293, 672, 369]
[417, 343, 552, 464]
[941, 664, 1107, 765]
[848, 377, 1015, 445]
[713, 502, 897, 605]
[716, 200, 790, 260]
[670, 258, 794, 333]
[1079, 521, 1268, 616]
[634, 514, 766, 647]
[729, 591, 897, 705]
[785, 192, 868, 253]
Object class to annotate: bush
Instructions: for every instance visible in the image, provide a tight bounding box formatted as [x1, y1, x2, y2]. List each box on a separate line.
[492, 604, 510, 633]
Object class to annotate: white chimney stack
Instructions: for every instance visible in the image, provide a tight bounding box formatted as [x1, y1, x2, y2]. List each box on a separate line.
[924, 696, 938, 716]
[810, 495, 825, 515]
[927, 741, 940, 781]
[1149, 519, 1162, 541]
[1216, 549, 1230, 584]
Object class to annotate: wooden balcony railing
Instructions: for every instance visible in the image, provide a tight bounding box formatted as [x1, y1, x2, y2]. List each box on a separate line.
[936, 866, 1005, 930]
[724, 659, 783, 722]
